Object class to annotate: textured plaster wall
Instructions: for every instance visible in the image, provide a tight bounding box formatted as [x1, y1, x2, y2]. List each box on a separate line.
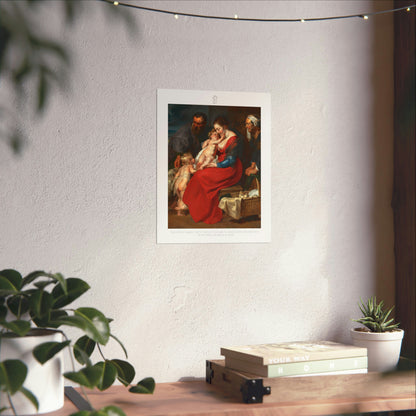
[0, 1, 394, 382]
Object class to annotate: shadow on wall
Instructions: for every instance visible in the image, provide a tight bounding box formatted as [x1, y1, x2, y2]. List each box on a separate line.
[0, 1, 135, 155]
[371, 9, 396, 306]
[327, 4, 396, 344]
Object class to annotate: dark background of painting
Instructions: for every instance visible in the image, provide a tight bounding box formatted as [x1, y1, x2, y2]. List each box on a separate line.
[168, 104, 261, 141]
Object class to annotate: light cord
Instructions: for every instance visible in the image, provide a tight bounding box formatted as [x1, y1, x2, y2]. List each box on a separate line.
[100, 1, 415, 23]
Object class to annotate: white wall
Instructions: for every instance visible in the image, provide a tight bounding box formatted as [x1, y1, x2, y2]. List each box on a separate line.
[0, 1, 394, 383]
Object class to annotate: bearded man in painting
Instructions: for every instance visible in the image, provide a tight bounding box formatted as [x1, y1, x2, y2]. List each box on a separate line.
[168, 112, 208, 165]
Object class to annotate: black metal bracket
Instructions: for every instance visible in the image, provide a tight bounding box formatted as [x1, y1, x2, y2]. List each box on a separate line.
[64, 386, 93, 411]
[206, 360, 214, 383]
[240, 378, 271, 403]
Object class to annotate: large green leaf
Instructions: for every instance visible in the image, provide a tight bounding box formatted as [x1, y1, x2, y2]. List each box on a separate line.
[52, 278, 90, 309]
[0, 360, 27, 395]
[22, 271, 67, 293]
[50, 315, 90, 334]
[33, 280, 55, 291]
[19, 386, 39, 411]
[52, 309, 109, 345]
[74, 336, 96, 365]
[128, 377, 155, 394]
[22, 270, 51, 287]
[0, 275, 20, 297]
[45, 309, 69, 329]
[0, 304, 7, 321]
[72, 348, 92, 368]
[0, 320, 31, 336]
[110, 359, 135, 386]
[93, 361, 117, 391]
[50, 273, 67, 294]
[29, 290, 53, 320]
[33, 340, 70, 364]
[74, 308, 110, 345]
[7, 294, 29, 318]
[64, 366, 102, 389]
[0, 270, 22, 291]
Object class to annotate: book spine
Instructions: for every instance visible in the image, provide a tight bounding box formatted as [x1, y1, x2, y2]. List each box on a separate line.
[267, 356, 368, 377]
[263, 349, 367, 365]
[286, 368, 368, 377]
[225, 356, 368, 377]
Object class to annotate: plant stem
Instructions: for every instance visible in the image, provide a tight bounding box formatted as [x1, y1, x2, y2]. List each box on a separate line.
[17, 296, 22, 320]
[61, 332, 93, 410]
[97, 343, 106, 361]
[7, 392, 17, 416]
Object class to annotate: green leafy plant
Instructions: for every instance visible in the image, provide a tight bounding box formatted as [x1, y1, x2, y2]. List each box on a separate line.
[0, 269, 154, 416]
[353, 296, 400, 333]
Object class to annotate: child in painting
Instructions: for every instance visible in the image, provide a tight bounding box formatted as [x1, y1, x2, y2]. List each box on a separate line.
[195, 129, 221, 170]
[173, 152, 196, 211]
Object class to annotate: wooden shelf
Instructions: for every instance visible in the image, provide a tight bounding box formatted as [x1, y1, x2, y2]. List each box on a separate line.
[49, 368, 415, 416]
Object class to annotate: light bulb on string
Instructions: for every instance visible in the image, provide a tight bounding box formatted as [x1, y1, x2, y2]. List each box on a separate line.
[174, 14, 179, 20]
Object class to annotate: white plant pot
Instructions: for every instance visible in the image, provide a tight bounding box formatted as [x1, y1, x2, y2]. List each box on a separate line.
[0, 329, 64, 415]
[350, 328, 404, 372]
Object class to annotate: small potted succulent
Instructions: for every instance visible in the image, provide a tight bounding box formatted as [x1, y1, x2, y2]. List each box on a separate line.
[351, 296, 404, 372]
[0, 269, 155, 416]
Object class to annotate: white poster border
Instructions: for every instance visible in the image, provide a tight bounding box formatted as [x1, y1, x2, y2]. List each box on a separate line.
[157, 89, 271, 244]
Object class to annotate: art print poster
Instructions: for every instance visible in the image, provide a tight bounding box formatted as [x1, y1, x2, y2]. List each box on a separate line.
[157, 89, 271, 243]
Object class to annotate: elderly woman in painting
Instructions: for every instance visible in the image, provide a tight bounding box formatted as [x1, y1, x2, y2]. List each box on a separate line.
[183, 116, 242, 224]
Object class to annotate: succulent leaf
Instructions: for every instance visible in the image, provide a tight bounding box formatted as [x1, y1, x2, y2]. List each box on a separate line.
[353, 296, 400, 332]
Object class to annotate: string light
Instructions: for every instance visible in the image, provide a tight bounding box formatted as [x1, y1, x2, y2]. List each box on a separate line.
[100, 0, 416, 23]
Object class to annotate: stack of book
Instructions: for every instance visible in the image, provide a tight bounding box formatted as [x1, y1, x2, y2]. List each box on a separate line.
[220, 341, 368, 378]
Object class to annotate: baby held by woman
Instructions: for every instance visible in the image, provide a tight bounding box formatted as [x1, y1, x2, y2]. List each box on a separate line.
[194, 129, 221, 170]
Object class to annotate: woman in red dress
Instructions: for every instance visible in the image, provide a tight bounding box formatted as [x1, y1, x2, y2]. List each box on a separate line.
[183, 117, 242, 224]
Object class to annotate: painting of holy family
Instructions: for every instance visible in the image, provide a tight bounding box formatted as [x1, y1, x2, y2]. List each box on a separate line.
[157, 89, 270, 244]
